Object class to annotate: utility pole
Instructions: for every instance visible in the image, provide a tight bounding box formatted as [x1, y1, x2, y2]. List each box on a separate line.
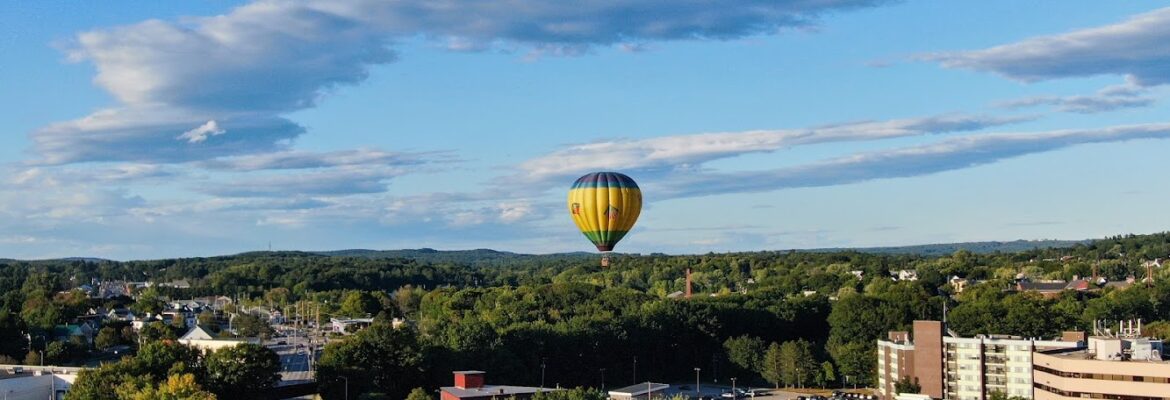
[694, 368, 701, 399]
[541, 358, 547, 389]
[633, 356, 637, 383]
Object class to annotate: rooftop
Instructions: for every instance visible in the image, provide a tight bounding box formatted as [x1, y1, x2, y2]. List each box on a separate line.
[609, 382, 669, 396]
[1042, 336, 1168, 363]
[442, 385, 555, 398]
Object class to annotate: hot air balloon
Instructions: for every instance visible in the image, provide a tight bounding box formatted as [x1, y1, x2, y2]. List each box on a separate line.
[567, 172, 642, 266]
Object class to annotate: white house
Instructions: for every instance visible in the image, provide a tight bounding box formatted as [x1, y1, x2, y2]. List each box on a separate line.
[177, 326, 256, 352]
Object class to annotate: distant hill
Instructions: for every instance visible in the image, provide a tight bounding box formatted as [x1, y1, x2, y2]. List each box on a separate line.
[0, 239, 1099, 262]
[807, 239, 1089, 256]
[313, 248, 596, 265]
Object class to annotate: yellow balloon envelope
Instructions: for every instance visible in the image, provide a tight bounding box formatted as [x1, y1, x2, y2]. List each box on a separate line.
[567, 172, 642, 252]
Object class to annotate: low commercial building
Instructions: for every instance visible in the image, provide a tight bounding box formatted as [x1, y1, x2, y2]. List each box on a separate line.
[0, 365, 83, 400]
[876, 320, 1083, 400]
[331, 317, 375, 334]
[178, 325, 257, 352]
[608, 382, 669, 400]
[1033, 335, 1170, 400]
[441, 370, 557, 400]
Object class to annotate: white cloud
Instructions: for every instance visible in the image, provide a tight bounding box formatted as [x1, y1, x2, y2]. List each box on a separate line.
[497, 201, 535, 223]
[195, 166, 410, 198]
[997, 82, 1156, 114]
[929, 7, 1170, 86]
[35, 0, 891, 165]
[517, 114, 1027, 181]
[656, 123, 1170, 198]
[177, 120, 226, 143]
[198, 148, 443, 171]
[31, 106, 302, 165]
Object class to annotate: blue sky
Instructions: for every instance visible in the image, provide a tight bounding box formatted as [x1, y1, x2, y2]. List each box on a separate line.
[2, 1, 1170, 260]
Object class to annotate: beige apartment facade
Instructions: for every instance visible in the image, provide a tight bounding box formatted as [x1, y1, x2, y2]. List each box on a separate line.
[876, 320, 1082, 400]
[1033, 337, 1170, 400]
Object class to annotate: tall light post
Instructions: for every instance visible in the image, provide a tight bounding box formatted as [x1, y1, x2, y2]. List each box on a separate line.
[633, 356, 637, 383]
[730, 378, 737, 399]
[694, 367, 701, 399]
[340, 375, 350, 400]
[541, 357, 547, 389]
[600, 368, 606, 390]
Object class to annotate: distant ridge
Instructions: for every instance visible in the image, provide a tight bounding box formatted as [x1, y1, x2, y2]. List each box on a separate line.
[0, 239, 1098, 262]
[312, 248, 596, 265]
[805, 239, 1088, 256]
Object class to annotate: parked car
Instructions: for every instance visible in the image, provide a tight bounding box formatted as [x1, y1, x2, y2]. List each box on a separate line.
[721, 389, 747, 399]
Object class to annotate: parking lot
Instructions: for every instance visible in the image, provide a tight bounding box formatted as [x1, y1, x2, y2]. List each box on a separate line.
[656, 384, 876, 400]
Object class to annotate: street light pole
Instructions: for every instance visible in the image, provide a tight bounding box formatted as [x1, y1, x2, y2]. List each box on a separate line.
[731, 378, 737, 399]
[541, 358, 547, 389]
[694, 367, 701, 399]
[600, 368, 606, 391]
[633, 356, 637, 383]
[340, 375, 349, 400]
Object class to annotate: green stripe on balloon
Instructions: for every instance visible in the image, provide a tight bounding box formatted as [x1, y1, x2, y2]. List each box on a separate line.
[581, 230, 628, 251]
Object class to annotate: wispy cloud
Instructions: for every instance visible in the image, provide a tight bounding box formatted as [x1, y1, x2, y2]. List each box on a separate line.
[195, 167, 410, 198]
[197, 149, 445, 171]
[998, 82, 1156, 114]
[928, 7, 1170, 86]
[655, 123, 1170, 198]
[177, 120, 226, 143]
[31, 107, 303, 165]
[517, 114, 1028, 182]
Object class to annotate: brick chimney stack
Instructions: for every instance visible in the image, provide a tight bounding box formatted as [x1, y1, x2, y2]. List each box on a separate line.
[454, 371, 485, 389]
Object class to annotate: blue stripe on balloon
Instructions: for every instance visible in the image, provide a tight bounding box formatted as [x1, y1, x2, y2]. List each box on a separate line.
[570, 172, 639, 189]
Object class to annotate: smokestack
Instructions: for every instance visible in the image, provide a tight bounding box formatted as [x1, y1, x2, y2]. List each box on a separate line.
[685, 268, 692, 299]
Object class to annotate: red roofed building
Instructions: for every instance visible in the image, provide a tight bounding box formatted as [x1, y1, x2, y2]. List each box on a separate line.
[441, 371, 556, 400]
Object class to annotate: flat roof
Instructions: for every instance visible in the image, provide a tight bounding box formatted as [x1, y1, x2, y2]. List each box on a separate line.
[1040, 347, 1170, 364]
[453, 370, 486, 374]
[609, 382, 669, 396]
[442, 385, 556, 398]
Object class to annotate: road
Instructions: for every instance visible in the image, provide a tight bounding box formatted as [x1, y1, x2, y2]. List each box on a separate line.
[269, 331, 323, 385]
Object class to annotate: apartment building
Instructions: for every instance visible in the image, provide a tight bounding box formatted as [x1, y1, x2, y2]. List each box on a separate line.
[942, 334, 1081, 400]
[876, 320, 1083, 400]
[877, 330, 917, 398]
[1033, 334, 1170, 400]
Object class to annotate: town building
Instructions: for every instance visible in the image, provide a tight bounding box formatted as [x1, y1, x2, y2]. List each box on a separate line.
[608, 382, 669, 400]
[1033, 322, 1170, 400]
[876, 320, 1083, 400]
[178, 325, 256, 352]
[0, 365, 82, 400]
[948, 277, 970, 294]
[331, 317, 375, 334]
[440, 371, 557, 400]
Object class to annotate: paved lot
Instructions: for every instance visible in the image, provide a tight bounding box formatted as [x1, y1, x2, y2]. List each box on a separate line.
[659, 384, 870, 400]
